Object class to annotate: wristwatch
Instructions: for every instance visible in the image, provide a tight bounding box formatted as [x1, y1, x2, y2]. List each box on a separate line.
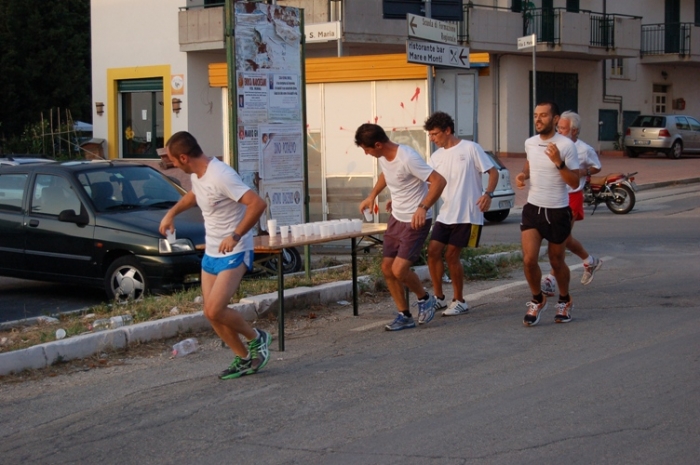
[556, 160, 566, 170]
[232, 232, 242, 242]
[485, 191, 494, 198]
[418, 203, 430, 211]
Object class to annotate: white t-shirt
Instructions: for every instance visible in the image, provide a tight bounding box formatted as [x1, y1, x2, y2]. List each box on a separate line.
[191, 157, 253, 257]
[570, 139, 602, 192]
[525, 133, 579, 208]
[428, 140, 494, 225]
[379, 145, 434, 223]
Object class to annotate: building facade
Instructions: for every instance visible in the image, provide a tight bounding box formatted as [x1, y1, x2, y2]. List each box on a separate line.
[91, 0, 700, 217]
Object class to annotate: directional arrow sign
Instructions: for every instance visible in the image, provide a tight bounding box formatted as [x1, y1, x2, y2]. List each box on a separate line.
[407, 13, 458, 45]
[407, 40, 470, 69]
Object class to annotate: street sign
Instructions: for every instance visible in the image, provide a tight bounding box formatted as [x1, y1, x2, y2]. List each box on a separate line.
[407, 39, 470, 69]
[517, 34, 537, 50]
[305, 21, 341, 43]
[406, 13, 458, 45]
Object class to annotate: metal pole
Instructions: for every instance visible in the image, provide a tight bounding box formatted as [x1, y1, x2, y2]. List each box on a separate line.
[532, 35, 536, 134]
[426, 0, 434, 115]
[225, 0, 237, 169]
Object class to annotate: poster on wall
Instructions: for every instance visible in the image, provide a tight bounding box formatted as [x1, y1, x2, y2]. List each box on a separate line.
[260, 182, 304, 228]
[234, 4, 302, 74]
[233, 2, 305, 231]
[268, 73, 302, 122]
[237, 124, 260, 164]
[259, 124, 304, 182]
[236, 72, 269, 123]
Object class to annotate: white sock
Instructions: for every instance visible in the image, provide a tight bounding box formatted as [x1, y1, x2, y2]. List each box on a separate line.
[585, 255, 594, 265]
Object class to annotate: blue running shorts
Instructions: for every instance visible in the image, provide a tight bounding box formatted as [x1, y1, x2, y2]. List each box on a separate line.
[201, 250, 254, 275]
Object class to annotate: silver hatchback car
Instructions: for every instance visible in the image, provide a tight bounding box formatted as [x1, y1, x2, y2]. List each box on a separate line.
[624, 114, 700, 159]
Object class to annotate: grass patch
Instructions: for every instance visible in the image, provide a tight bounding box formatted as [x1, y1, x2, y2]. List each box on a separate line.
[0, 244, 520, 354]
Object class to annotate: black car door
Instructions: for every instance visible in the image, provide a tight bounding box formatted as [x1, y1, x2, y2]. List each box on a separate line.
[0, 171, 29, 274]
[24, 173, 97, 281]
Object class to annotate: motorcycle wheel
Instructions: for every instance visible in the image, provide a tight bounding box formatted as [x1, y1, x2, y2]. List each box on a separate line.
[265, 247, 303, 274]
[605, 185, 636, 214]
[246, 247, 303, 278]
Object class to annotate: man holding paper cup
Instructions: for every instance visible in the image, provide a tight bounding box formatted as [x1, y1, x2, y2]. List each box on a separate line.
[355, 123, 446, 331]
[159, 131, 272, 380]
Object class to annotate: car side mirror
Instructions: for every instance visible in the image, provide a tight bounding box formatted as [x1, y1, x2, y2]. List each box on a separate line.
[58, 207, 89, 226]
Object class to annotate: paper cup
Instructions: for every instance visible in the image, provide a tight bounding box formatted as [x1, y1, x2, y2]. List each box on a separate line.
[166, 229, 176, 244]
[303, 223, 314, 236]
[363, 208, 373, 222]
[279, 225, 289, 237]
[267, 219, 278, 236]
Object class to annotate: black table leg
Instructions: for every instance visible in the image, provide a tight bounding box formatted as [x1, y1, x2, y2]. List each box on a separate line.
[351, 236, 358, 316]
[277, 249, 285, 351]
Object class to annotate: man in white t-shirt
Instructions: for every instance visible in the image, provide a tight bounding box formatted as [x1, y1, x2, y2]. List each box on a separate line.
[423, 112, 498, 317]
[515, 102, 580, 326]
[541, 111, 603, 298]
[355, 123, 446, 331]
[159, 131, 271, 380]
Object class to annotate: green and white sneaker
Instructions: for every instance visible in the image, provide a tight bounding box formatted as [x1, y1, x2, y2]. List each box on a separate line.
[219, 356, 253, 380]
[247, 330, 272, 374]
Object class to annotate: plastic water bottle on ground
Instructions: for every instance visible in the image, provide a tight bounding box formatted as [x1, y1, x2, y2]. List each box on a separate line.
[90, 314, 133, 331]
[172, 338, 199, 357]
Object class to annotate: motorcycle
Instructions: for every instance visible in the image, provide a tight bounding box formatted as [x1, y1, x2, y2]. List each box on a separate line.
[583, 171, 638, 214]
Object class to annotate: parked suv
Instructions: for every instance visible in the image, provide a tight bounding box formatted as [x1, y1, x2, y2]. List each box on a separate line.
[624, 114, 700, 159]
[0, 160, 205, 302]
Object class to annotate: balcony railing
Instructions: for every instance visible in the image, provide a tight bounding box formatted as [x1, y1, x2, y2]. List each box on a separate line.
[641, 23, 692, 56]
[460, 4, 639, 50]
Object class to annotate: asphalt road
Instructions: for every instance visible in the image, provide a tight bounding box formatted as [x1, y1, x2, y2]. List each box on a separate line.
[1, 184, 699, 464]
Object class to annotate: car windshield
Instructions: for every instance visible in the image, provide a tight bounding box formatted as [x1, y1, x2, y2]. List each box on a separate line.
[77, 166, 183, 212]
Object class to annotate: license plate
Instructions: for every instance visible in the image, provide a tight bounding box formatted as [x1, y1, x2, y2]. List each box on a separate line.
[499, 200, 511, 209]
[634, 140, 651, 146]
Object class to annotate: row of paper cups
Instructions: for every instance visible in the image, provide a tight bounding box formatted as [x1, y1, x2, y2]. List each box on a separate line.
[268, 218, 363, 240]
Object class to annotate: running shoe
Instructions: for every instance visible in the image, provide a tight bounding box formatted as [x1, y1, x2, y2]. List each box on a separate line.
[581, 257, 603, 285]
[385, 312, 416, 331]
[442, 300, 469, 316]
[442, 274, 452, 283]
[416, 295, 437, 325]
[554, 300, 573, 323]
[247, 329, 272, 374]
[541, 275, 557, 297]
[219, 356, 253, 380]
[523, 297, 548, 327]
[433, 295, 447, 312]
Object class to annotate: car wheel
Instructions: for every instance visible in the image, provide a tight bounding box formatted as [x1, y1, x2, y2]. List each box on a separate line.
[667, 140, 683, 159]
[625, 148, 639, 158]
[105, 256, 148, 303]
[484, 209, 510, 223]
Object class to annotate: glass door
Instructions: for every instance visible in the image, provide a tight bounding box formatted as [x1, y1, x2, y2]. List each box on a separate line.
[118, 78, 164, 159]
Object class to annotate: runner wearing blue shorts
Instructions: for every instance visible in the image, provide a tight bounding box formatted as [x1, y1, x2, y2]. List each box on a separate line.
[160, 131, 271, 379]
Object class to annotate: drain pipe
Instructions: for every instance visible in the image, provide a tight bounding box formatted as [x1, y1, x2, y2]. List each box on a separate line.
[601, 0, 622, 150]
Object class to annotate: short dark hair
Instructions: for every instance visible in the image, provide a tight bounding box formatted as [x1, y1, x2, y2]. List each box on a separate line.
[354, 124, 389, 147]
[424, 111, 455, 134]
[166, 131, 203, 158]
[536, 101, 561, 117]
